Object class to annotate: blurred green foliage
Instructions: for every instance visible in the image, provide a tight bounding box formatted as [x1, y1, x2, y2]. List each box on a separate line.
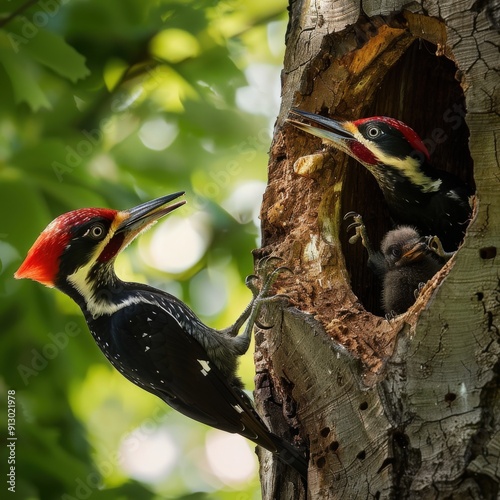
[0, 0, 287, 498]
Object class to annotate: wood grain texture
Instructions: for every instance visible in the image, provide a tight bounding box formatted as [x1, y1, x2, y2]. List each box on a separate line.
[256, 0, 499, 498]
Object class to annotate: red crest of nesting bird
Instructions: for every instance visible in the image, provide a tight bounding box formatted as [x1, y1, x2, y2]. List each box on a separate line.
[289, 108, 472, 252]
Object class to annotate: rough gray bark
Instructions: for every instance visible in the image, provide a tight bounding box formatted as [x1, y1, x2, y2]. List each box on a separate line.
[254, 0, 500, 498]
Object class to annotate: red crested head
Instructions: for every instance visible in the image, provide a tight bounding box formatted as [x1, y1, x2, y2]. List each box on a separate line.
[289, 109, 440, 194]
[14, 208, 117, 288]
[288, 109, 430, 170]
[352, 116, 430, 162]
[15, 193, 186, 292]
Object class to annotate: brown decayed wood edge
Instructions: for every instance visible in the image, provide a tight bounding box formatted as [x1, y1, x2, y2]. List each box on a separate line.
[252, 12, 480, 489]
[251, 3, 499, 497]
[255, 11, 456, 376]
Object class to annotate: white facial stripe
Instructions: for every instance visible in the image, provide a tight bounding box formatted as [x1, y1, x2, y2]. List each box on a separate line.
[67, 260, 96, 301]
[66, 225, 120, 317]
[354, 131, 442, 193]
[66, 263, 150, 318]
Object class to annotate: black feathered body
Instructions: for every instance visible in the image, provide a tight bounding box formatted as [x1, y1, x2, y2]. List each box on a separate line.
[17, 193, 307, 478]
[370, 162, 472, 252]
[59, 273, 307, 477]
[381, 256, 442, 314]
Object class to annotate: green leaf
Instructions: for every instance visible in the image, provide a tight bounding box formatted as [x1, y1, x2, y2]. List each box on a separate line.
[0, 1, 286, 497]
[0, 171, 51, 250]
[11, 22, 90, 83]
[0, 33, 51, 110]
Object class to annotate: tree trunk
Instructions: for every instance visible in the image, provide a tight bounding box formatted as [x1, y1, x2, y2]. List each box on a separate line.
[254, 0, 500, 498]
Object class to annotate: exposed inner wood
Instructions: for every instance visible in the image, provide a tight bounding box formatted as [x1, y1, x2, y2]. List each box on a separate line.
[341, 39, 473, 314]
[255, 5, 498, 498]
[258, 12, 475, 371]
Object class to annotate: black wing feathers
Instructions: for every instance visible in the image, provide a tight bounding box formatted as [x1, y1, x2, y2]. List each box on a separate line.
[88, 291, 307, 477]
[108, 300, 302, 458]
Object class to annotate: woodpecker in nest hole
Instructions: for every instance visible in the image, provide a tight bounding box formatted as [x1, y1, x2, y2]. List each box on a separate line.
[15, 192, 307, 478]
[289, 109, 473, 252]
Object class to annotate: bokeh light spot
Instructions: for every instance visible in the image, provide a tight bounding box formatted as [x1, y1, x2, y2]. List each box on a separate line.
[143, 212, 212, 274]
[139, 118, 178, 151]
[205, 430, 256, 485]
[150, 29, 201, 63]
[189, 268, 228, 317]
[236, 63, 281, 118]
[222, 180, 266, 225]
[120, 426, 179, 483]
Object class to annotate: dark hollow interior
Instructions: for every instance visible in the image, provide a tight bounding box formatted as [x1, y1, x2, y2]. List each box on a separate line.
[340, 39, 475, 316]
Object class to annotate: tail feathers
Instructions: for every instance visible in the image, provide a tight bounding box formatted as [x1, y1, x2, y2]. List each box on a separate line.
[268, 433, 308, 478]
[234, 390, 307, 477]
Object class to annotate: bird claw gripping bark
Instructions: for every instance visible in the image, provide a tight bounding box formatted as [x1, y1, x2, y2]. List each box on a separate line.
[222, 258, 291, 339]
[427, 235, 455, 262]
[14, 193, 309, 477]
[244, 274, 261, 298]
[385, 310, 398, 321]
[244, 258, 291, 305]
[247, 257, 292, 330]
[414, 281, 427, 300]
[344, 211, 375, 258]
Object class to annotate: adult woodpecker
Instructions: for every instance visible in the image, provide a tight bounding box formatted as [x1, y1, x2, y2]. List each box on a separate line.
[14, 192, 307, 478]
[289, 108, 472, 252]
[345, 212, 444, 315]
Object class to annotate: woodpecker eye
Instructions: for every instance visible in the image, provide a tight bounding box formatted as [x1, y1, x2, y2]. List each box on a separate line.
[87, 224, 106, 240]
[366, 125, 382, 139]
[389, 246, 402, 259]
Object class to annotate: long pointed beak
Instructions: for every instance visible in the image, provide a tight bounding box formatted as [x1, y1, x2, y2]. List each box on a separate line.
[116, 191, 186, 241]
[288, 108, 355, 144]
